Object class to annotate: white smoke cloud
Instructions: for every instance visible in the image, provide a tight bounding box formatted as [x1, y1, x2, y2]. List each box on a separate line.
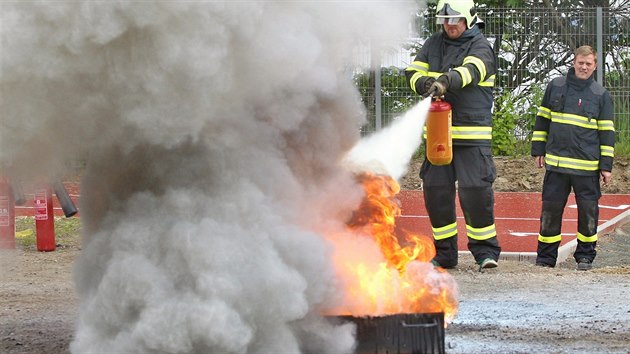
[344, 98, 430, 181]
[0, 1, 426, 353]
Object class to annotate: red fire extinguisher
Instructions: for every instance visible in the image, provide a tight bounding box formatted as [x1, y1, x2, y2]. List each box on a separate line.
[34, 186, 55, 252]
[425, 97, 453, 165]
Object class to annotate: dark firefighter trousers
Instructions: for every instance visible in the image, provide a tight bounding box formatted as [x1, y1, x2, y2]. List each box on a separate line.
[536, 171, 600, 266]
[420, 145, 501, 267]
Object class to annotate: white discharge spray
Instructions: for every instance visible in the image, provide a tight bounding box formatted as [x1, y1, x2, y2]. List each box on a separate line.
[344, 98, 431, 180]
[0, 1, 427, 353]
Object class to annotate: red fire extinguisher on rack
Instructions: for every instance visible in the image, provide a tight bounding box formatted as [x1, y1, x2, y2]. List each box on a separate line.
[34, 186, 55, 252]
[425, 97, 453, 165]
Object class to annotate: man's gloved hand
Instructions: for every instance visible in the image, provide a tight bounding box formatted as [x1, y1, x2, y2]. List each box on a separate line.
[423, 77, 436, 94]
[429, 75, 450, 96]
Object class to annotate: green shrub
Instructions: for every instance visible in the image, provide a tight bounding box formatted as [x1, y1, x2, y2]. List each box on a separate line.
[492, 85, 544, 156]
[615, 130, 630, 157]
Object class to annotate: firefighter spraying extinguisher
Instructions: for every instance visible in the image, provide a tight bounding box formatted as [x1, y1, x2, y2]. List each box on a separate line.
[424, 92, 453, 166]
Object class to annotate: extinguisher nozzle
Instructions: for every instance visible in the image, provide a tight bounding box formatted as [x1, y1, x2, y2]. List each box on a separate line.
[423, 86, 439, 99]
[52, 179, 78, 218]
[10, 183, 26, 206]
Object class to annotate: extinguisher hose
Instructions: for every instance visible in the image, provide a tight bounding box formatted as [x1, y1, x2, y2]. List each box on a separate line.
[10, 182, 26, 206]
[52, 179, 78, 218]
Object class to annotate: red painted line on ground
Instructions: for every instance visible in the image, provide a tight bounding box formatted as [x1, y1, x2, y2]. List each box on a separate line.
[396, 191, 630, 253]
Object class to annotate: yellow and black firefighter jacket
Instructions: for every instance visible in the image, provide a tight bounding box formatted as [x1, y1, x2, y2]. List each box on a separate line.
[531, 67, 615, 176]
[405, 27, 496, 147]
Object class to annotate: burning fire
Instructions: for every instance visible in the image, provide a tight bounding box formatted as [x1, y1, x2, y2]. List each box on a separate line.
[347, 172, 435, 271]
[325, 172, 458, 322]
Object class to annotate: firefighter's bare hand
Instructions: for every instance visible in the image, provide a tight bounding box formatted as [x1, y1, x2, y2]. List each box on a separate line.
[430, 75, 450, 96]
[601, 170, 612, 185]
[535, 156, 545, 168]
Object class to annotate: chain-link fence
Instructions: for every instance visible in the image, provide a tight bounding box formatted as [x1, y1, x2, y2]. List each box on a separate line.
[354, 6, 630, 155]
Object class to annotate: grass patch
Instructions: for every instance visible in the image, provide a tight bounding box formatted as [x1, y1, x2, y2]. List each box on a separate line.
[614, 131, 630, 158]
[15, 216, 82, 251]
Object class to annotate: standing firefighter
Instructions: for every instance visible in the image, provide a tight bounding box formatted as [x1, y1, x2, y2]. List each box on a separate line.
[532, 45, 615, 270]
[405, 0, 501, 270]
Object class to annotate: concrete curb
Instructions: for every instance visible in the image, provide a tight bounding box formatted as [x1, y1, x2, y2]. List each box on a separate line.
[457, 209, 630, 265]
[556, 208, 630, 265]
[457, 250, 538, 263]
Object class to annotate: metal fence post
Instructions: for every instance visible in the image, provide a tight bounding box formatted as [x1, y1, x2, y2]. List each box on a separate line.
[596, 7, 603, 86]
[373, 48, 382, 130]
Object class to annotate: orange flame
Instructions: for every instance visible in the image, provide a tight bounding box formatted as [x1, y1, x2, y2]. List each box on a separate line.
[325, 172, 458, 322]
[347, 172, 435, 271]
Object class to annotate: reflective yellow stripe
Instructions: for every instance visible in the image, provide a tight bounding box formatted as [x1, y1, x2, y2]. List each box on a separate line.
[597, 120, 615, 131]
[538, 234, 562, 243]
[463, 56, 487, 81]
[454, 67, 472, 87]
[545, 153, 599, 171]
[433, 222, 457, 240]
[478, 74, 495, 87]
[452, 126, 492, 140]
[601, 145, 614, 157]
[406, 61, 430, 94]
[551, 112, 598, 130]
[409, 72, 424, 94]
[466, 224, 496, 240]
[406, 60, 429, 72]
[532, 130, 547, 142]
[577, 231, 598, 243]
[537, 106, 551, 119]
[423, 126, 492, 140]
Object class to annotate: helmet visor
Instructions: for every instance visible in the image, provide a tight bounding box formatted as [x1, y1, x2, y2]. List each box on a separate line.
[436, 17, 465, 25]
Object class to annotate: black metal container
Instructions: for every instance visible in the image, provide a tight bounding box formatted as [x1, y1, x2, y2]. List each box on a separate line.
[331, 313, 445, 354]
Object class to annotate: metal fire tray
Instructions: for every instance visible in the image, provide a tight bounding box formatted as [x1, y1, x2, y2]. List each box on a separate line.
[332, 312, 445, 354]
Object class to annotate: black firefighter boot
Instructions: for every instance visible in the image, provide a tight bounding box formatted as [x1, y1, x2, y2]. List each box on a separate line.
[432, 237, 458, 269]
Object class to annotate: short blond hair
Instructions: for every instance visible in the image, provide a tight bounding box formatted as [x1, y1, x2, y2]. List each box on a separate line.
[575, 45, 597, 63]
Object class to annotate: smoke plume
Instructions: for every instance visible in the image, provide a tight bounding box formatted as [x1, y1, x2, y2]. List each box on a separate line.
[0, 1, 427, 352]
[345, 98, 430, 180]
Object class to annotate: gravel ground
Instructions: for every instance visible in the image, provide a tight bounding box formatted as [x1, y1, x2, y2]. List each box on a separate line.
[1, 220, 629, 353]
[445, 227, 630, 354]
